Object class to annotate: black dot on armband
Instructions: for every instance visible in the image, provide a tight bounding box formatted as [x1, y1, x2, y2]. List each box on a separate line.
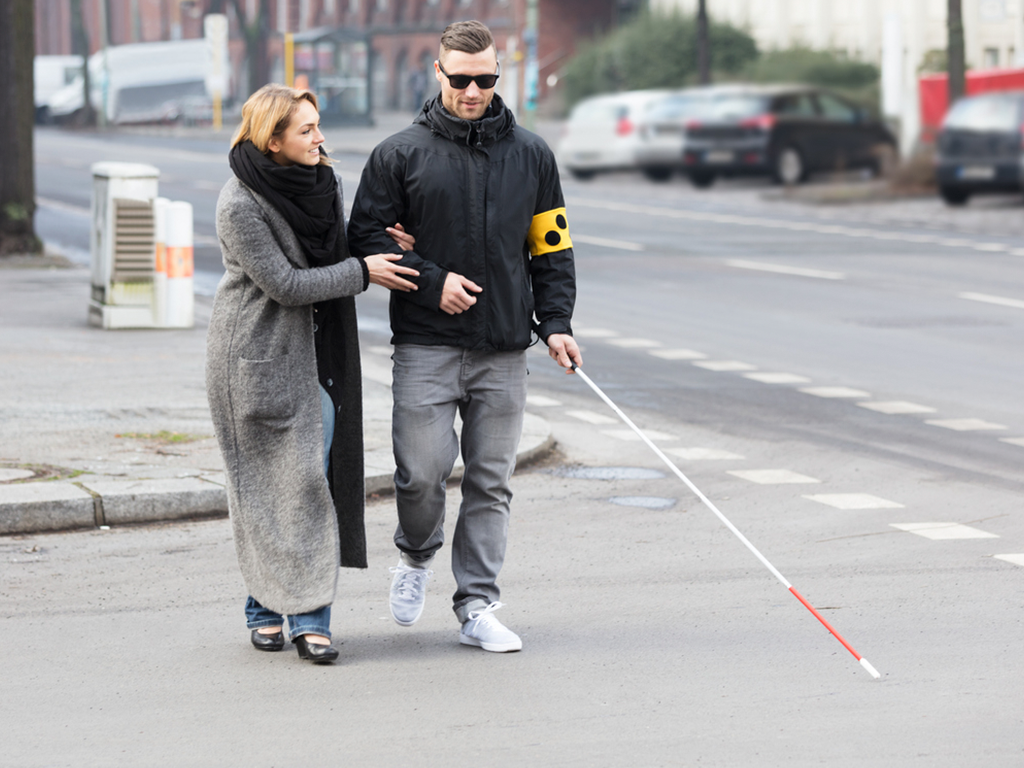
[545, 231, 562, 246]
[555, 214, 567, 229]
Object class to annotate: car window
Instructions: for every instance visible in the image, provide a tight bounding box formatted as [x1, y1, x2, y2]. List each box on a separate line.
[569, 99, 620, 125]
[774, 94, 818, 117]
[646, 95, 706, 121]
[943, 94, 1021, 131]
[697, 95, 771, 120]
[816, 93, 858, 123]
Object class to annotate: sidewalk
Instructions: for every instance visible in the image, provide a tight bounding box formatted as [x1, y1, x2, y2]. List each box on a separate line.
[0, 263, 553, 535]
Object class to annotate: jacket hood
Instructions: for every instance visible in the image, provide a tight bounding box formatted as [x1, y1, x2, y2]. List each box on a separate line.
[414, 92, 516, 147]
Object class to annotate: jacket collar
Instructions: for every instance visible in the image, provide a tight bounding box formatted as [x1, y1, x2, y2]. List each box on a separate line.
[414, 92, 515, 147]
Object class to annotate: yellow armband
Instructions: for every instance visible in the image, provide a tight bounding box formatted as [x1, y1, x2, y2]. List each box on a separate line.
[527, 207, 573, 256]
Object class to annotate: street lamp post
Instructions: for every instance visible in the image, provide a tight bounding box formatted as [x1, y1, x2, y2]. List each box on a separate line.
[697, 0, 710, 85]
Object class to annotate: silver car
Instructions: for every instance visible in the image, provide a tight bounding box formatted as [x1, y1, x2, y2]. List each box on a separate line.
[556, 90, 673, 180]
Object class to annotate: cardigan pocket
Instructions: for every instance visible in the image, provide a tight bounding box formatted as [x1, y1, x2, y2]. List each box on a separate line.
[235, 354, 297, 425]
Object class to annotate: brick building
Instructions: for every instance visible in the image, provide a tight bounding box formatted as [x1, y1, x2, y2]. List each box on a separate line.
[35, 0, 637, 114]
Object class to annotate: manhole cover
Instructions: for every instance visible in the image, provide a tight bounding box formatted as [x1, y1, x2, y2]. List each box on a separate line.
[0, 468, 35, 482]
[550, 466, 665, 480]
[608, 496, 677, 509]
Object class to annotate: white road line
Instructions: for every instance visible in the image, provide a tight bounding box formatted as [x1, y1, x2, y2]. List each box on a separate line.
[572, 233, 645, 251]
[602, 428, 678, 442]
[693, 360, 757, 372]
[959, 291, 1024, 310]
[726, 259, 846, 280]
[1000, 437, 1024, 447]
[569, 197, 1000, 252]
[804, 493, 904, 510]
[925, 418, 1008, 432]
[606, 337, 661, 348]
[728, 469, 820, 485]
[526, 395, 562, 407]
[573, 327, 619, 339]
[800, 386, 871, 398]
[973, 243, 1010, 253]
[567, 409, 619, 425]
[648, 349, 707, 360]
[366, 345, 393, 356]
[891, 522, 998, 540]
[667, 447, 744, 460]
[857, 401, 937, 415]
[743, 372, 812, 384]
[994, 554, 1024, 567]
[37, 196, 90, 216]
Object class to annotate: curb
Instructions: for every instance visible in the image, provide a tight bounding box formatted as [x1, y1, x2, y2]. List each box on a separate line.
[0, 414, 554, 537]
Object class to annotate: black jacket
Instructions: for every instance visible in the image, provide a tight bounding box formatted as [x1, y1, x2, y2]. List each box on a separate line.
[347, 94, 575, 350]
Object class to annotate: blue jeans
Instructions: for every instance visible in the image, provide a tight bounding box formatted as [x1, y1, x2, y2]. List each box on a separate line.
[243, 383, 336, 641]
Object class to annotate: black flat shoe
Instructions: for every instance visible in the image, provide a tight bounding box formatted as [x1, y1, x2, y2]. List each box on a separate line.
[250, 629, 285, 652]
[294, 635, 339, 664]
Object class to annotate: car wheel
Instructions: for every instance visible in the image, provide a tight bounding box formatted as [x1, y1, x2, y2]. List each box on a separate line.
[687, 171, 716, 189]
[642, 166, 673, 182]
[773, 146, 805, 185]
[940, 186, 971, 206]
[569, 169, 596, 181]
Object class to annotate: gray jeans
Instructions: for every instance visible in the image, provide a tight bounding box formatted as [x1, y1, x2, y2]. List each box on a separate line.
[391, 344, 528, 623]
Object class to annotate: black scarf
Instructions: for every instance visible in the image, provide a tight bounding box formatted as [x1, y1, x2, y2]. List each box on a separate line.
[228, 140, 340, 266]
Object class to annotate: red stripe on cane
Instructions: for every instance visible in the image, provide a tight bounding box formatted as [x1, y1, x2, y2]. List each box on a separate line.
[789, 586, 862, 661]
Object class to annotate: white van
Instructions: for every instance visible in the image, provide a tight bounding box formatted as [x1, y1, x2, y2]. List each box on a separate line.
[34, 55, 84, 122]
[45, 39, 217, 125]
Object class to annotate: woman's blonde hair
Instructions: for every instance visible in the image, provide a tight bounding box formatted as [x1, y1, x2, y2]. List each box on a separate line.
[231, 83, 331, 166]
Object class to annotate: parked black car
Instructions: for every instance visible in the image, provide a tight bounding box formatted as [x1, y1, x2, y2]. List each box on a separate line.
[935, 90, 1024, 205]
[681, 85, 897, 187]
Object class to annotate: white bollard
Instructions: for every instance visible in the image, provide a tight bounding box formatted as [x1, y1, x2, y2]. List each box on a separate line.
[152, 197, 170, 328]
[164, 201, 195, 328]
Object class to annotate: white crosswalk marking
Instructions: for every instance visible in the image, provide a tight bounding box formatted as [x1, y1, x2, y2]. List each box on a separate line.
[994, 554, 1024, 567]
[743, 372, 811, 384]
[728, 469, 820, 484]
[567, 409, 619, 425]
[693, 360, 758, 372]
[890, 522, 999, 540]
[925, 418, 1008, 432]
[602, 428, 678, 442]
[804, 493, 904, 510]
[1000, 437, 1024, 447]
[726, 259, 846, 280]
[800, 386, 871, 398]
[667, 447, 745, 460]
[606, 338, 662, 348]
[857, 401, 937, 415]
[648, 349, 707, 360]
[526, 395, 562, 407]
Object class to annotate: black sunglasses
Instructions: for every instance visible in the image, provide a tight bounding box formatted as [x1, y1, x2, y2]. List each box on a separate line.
[437, 60, 500, 90]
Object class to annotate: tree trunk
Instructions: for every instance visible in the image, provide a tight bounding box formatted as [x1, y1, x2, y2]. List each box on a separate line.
[229, 0, 272, 98]
[696, 0, 711, 85]
[948, 0, 966, 104]
[0, 0, 41, 256]
[70, 0, 97, 126]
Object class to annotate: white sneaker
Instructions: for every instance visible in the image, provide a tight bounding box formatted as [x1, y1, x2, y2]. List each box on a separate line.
[389, 560, 433, 627]
[459, 602, 522, 653]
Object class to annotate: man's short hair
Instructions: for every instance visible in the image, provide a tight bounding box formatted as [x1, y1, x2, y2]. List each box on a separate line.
[439, 20, 495, 60]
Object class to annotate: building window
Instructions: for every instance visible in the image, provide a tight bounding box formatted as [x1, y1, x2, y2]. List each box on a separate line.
[983, 47, 1000, 69]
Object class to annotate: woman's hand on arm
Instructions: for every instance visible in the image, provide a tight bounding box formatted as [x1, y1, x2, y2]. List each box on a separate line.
[386, 223, 416, 251]
[365, 253, 420, 292]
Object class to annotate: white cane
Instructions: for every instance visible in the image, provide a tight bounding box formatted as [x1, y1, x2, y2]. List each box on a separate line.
[560, 354, 881, 680]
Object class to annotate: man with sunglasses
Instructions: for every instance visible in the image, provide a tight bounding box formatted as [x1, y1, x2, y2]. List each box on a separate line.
[348, 19, 580, 653]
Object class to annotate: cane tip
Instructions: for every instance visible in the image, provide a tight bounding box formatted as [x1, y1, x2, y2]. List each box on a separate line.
[860, 658, 881, 679]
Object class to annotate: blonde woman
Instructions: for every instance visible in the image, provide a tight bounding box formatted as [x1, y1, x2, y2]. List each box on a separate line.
[207, 84, 418, 663]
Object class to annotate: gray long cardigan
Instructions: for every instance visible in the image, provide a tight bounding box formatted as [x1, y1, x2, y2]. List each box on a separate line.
[207, 176, 367, 616]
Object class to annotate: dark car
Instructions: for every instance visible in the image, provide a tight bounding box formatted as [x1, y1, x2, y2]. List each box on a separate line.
[681, 85, 897, 188]
[935, 90, 1024, 205]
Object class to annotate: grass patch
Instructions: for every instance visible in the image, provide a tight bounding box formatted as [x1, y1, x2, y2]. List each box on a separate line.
[115, 431, 210, 445]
